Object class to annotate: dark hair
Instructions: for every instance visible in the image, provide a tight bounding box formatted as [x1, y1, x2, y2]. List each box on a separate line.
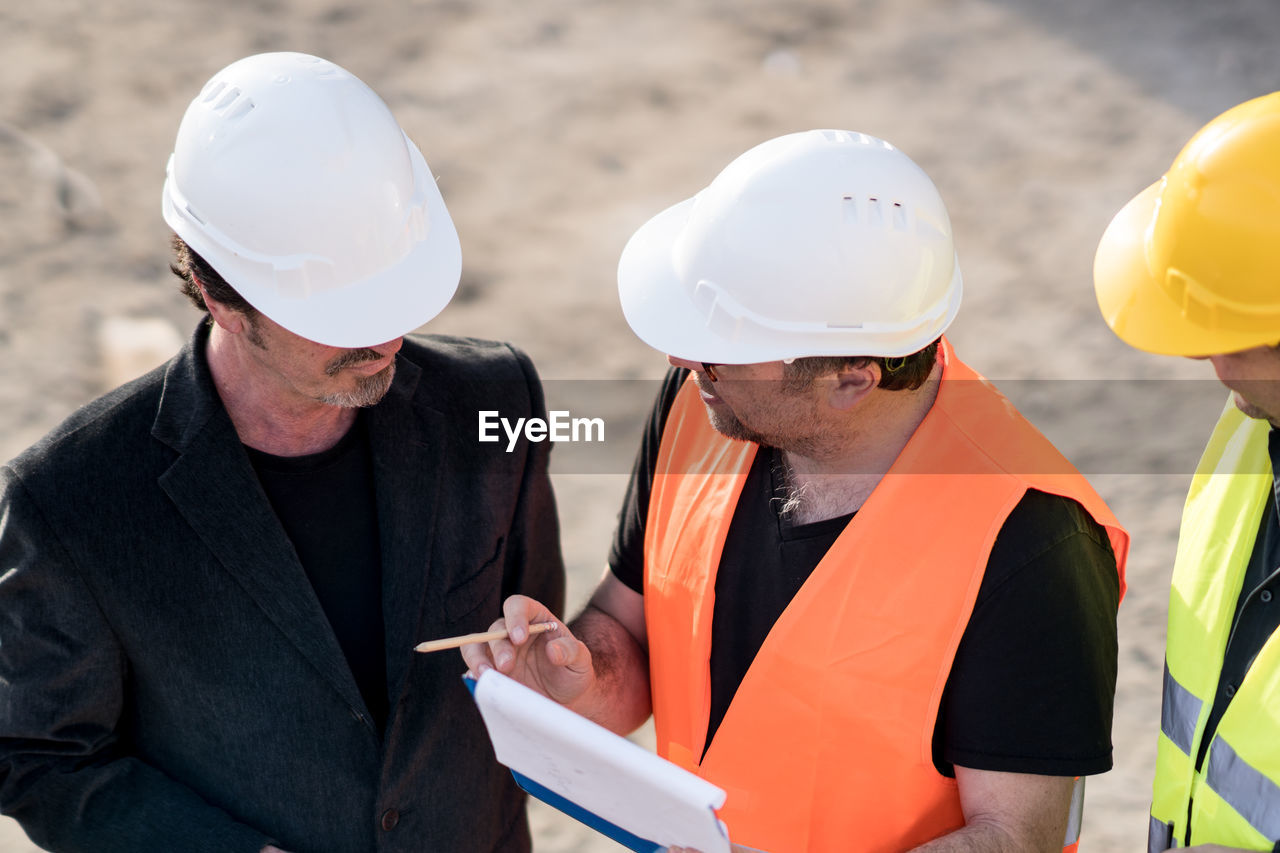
[169, 235, 257, 317]
[782, 338, 940, 392]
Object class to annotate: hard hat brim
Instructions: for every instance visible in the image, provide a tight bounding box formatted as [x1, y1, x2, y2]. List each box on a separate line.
[619, 197, 747, 363]
[165, 136, 461, 349]
[618, 195, 961, 364]
[1094, 181, 1274, 358]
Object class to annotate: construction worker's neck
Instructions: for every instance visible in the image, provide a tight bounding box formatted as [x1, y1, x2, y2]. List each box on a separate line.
[780, 365, 941, 518]
[204, 319, 360, 457]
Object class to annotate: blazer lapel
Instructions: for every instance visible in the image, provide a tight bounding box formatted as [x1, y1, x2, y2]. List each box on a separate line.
[366, 356, 445, 705]
[152, 328, 369, 719]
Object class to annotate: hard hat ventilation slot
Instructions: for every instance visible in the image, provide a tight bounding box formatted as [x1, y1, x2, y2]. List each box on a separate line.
[212, 87, 244, 111]
[225, 98, 255, 121]
[195, 83, 255, 122]
[843, 197, 910, 230]
[842, 195, 857, 223]
[819, 129, 878, 148]
[200, 80, 226, 103]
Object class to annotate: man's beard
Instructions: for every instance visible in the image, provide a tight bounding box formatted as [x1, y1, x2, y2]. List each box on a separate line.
[243, 315, 397, 408]
[706, 406, 769, 445]
[704, 403, 823, 458]
[696, 373, 824, 457]
[317, 350, 391, 404]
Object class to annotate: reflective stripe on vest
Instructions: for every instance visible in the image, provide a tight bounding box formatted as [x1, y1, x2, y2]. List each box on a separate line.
[1204, 737, 1280, 842]
[1158, 663, 1280, 844]
[1064, 777, 1086, 848]
[1161, 662, 1203, 757]
[1149, 815, 1176, 852]
[1151, 401, 1280, 850]
[644, 338, 1129, 853]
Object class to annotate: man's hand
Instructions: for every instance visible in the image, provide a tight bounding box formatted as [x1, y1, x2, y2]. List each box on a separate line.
[261, 846, 291, 852]
[459, 595, 596, 707]
[463, 575, 652, 733]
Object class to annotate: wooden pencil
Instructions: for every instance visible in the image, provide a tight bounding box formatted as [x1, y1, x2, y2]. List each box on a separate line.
[414, 621, 558, 653]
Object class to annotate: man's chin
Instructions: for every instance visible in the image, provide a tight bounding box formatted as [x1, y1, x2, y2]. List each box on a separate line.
[322, 363, 396, 408]
[706, 409, 777, 448]
[1232, 392, 1280, 426]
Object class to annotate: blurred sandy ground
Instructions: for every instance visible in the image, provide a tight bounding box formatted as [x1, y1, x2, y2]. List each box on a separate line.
[2, 0, 1279, 850]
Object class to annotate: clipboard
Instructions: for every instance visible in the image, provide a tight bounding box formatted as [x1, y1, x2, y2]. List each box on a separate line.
[465, 669, 731, 853]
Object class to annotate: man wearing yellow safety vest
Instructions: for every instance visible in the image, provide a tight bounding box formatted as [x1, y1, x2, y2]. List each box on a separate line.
[1094, 92, 1280, 853]
[465, 130, 1130, 852]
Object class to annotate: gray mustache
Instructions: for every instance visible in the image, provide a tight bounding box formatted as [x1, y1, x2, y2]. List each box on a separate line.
[325, 349, 387, 376]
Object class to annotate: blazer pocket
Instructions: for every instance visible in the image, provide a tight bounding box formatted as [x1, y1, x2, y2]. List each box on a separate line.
[444, 536, 504, 625]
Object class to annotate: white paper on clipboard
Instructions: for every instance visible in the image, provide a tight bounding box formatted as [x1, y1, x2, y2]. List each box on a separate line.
[468, 668, 730, 853]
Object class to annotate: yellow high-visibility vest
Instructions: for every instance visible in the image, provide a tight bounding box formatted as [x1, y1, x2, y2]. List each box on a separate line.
[1150, 401, 1280, 851]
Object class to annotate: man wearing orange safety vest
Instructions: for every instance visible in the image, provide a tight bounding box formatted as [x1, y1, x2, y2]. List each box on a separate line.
[1093, 92, 1280, 853]
[464, 130, 1129, 852]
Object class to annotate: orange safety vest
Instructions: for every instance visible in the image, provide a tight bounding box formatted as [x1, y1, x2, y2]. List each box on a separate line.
[643, 338, 1129, 853]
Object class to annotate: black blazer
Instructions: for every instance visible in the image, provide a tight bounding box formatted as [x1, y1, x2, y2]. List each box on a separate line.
[0, 325, 565, 853]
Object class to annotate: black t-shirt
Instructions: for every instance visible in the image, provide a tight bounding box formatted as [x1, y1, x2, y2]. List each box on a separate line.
[246, 414, 388, 733]
[609, 368, 1121, 777]
[1194, 426, 1280, 770]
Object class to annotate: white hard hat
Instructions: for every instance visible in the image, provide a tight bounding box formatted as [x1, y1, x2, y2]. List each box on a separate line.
[617, 129, 962, 363]
[162, 52, 461, 348]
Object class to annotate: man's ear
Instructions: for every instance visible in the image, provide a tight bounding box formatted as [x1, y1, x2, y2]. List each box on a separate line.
[827, 362, 879, 412]
[197, 277, 247, 335]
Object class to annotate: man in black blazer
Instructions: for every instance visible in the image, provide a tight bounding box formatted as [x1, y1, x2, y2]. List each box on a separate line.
[0, 52, 565, 852]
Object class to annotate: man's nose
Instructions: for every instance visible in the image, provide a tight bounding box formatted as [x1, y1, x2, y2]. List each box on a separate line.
[370, 337, 404, 358]
[668, 355, 702, 371]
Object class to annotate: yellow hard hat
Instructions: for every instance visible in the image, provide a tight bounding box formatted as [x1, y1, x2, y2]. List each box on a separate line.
[1094, 91, 1280, 356]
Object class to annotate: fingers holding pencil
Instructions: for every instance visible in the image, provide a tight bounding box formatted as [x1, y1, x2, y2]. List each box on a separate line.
[458, 594, 558, 674]
[457, 595, 595, 706]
